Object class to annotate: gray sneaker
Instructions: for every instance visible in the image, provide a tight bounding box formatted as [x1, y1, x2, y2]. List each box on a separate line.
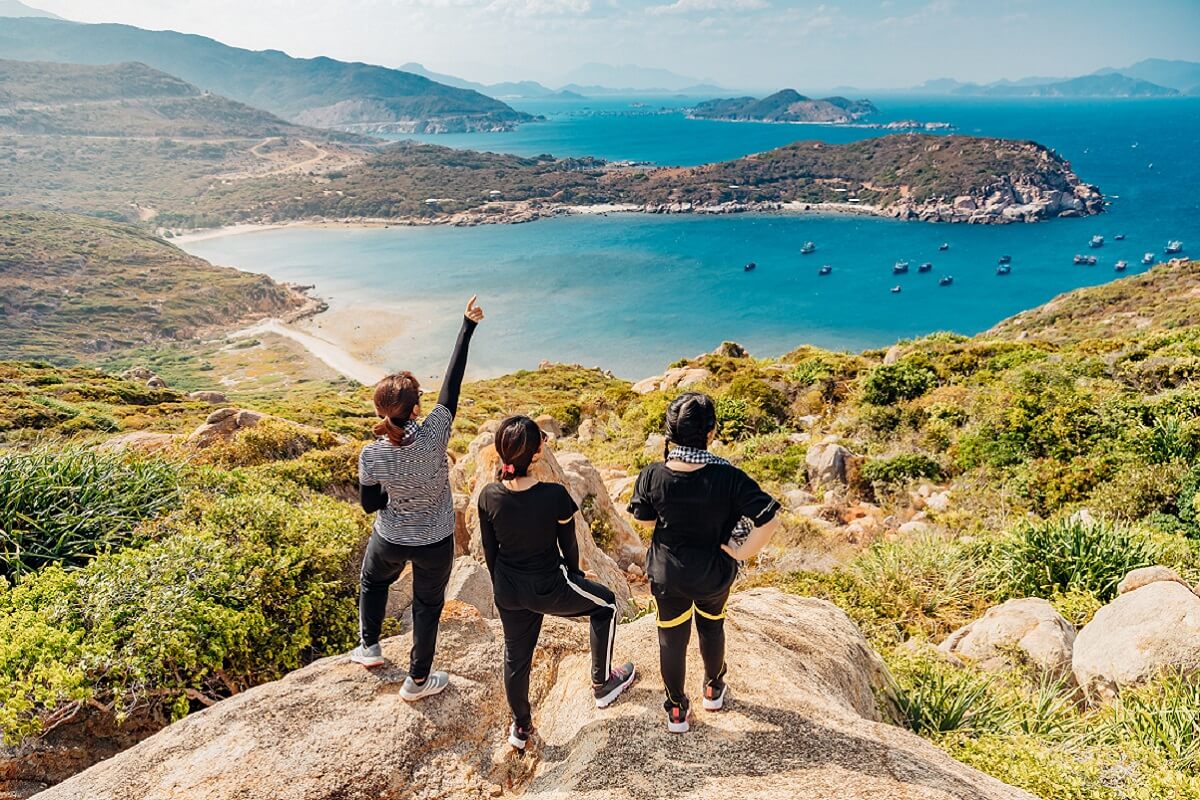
[350, 643, 384, 668]
[400, 670, 450, 701]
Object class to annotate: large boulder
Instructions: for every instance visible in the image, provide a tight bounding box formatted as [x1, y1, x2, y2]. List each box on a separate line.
[557, 452, 647, 568]
[458, 430, 634, 613]
[806, 438, 852, 486]
[186, 407, 265, 447]
[1072, 580, 1200, 702]
[1116, 565, 1192, 595]
[938, 598, 1076, 678]
[96, 431, 180, 454]
[33, 589, 1036, 800]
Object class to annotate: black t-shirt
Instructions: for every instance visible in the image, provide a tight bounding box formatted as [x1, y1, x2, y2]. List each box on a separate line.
[628, 462, 779, 594]
[477, 481, 580, 574]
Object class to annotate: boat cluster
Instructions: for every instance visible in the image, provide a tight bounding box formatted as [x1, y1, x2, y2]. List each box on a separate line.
[1075, 235, 1183, 272]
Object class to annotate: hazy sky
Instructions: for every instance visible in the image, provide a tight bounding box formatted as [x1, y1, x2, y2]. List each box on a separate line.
[31, 0, 1200, 89]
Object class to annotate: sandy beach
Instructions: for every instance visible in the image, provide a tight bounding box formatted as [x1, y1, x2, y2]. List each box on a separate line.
[228, 318, 387, 385]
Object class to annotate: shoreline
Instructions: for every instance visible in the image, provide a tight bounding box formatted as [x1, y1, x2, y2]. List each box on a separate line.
[168, 200, 892, 242]
[227, 317, 387, 386]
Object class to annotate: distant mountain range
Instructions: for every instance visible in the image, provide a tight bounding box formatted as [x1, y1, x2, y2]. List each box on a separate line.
[1095, 59, 1200, 95]
[0, 16, 533, 133]
[0, 0, 57, 18]
[562, 62, 720, 93]
[690, 90, 876, 123]
[398, 63, 582, 100]
[914, 61, 1199, 97]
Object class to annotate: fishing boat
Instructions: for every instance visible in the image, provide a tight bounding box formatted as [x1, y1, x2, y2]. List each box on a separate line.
[744, 262, 757, 272]
[1089, 235, 1105, 248]
[818, 265, 832, 276]
[1165, 240, 1184, 254]
[918, 262, 933, 273]
[891, 285, 902, 294]
[939, 276, 954, 286]
[996, 265, 1012, 275]
[1086, 255, 1098, 265]
[893, 260, 910, 274]
[1115, 260, 1128, 272]
[939, 243, 950, 251]
[998, 255, 1012, 265]
[1114, 234, 1126, 241]
[1142, 252, 1155, 265]
[800, 241, 816, 255]
[1073, 254, 1086, 265]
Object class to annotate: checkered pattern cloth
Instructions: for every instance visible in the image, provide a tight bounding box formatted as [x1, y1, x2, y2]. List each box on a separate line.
[665, 446, 753, 545]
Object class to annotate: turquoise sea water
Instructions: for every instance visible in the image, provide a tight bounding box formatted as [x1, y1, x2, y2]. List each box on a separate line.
[185, 95, 1200, 380]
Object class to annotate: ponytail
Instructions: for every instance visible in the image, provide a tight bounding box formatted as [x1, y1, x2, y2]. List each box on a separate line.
[373, 372, 421, 446]
[495, 415, 545, 480]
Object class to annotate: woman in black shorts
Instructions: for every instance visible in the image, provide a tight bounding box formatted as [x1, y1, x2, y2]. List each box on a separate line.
[628, 392, 781, 733]
[478, 415, 636, 749]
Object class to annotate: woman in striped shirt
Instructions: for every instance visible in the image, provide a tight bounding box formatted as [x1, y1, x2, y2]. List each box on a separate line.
[350, 296, 484, 703]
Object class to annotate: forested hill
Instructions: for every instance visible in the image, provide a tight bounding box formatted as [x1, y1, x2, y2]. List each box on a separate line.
[0, 16, 532, 133]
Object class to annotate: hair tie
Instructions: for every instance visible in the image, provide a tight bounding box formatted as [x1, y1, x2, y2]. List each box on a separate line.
[501, 463, 516, 477]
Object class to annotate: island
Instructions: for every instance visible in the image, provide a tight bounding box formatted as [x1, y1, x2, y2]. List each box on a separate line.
[689, 89, 878, 123]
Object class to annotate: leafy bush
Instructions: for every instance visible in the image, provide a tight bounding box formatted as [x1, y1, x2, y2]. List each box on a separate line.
[196, 418, 342, 468]
[861, 453, 944, 486]
[0, 448, 181, 578]
[1096, 672, 1200, 772]
[0, 485, 365, 743]
[886, 651, 1005, 735]
[860, 362, 937, 406]
[983, 519, 1162, 602]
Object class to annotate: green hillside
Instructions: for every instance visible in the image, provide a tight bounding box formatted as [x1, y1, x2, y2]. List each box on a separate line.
[0, 210, 306, 362]
[0, 17, 531, 132]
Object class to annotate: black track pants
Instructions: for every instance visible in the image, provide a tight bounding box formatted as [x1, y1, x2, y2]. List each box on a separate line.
[653, 582, 731, 707]
[358, 532, 454, 680]
[494, 565, 618, 728]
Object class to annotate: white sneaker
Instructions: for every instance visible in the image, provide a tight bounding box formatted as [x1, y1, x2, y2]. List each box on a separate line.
[400, 670, 450, 701]
[349, 643, 384, 668]
[666, 702, 690, 734]
[702, 681, 728, 711]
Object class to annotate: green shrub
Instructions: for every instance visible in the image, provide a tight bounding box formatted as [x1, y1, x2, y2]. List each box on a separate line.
[984, 519, 1161, 602]
[1095, 671, 1200, 772]
[0, 487, 366, 743]
[861, 453, 944, 485]
[860, 362, 937, 406]
[197, 418, 342, 468]
[0, 448, 181, 578]
[886, 651, 1005, 735]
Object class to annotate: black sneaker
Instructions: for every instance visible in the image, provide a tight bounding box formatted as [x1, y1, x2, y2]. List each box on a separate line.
[593, 662, 636, 708]
[665, 699, 690, 734]
[702, 678, 728, 711]
[508, 722, 532, 750]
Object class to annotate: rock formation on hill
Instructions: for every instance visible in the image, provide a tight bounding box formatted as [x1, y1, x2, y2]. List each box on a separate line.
[33, 589, 1036, 800]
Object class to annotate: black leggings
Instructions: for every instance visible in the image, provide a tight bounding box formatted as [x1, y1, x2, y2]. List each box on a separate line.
[654, 582, 731, 708]
[495, 565, 617, 728]
[359, 533, 454, 680]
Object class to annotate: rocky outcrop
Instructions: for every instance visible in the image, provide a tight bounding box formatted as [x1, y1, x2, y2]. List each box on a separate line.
[118, 366, 166, 388]
[456, 430, 633, 611]
[1116, 565, 1192, 595]
[1072, 580, 1200, 701]
[187, 407, 267, 446]
[557, 452, 646, 569]
[33, 589, 1036, 800]
[806, 437, 852, 487]
[95, 431, 180, 454]
[939, 598, 1076, 678]
[186, 390, 228, 405]
[186, 407, 343, 456]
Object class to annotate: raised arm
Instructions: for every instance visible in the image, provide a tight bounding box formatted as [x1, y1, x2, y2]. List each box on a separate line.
[437, 296, 484, 417]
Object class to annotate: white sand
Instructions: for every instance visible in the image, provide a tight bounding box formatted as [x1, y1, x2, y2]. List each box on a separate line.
[229, 319, 386, 386]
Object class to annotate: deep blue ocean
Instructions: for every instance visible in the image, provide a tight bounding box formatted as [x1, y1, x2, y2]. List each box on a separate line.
[185, 95, 1200, 379]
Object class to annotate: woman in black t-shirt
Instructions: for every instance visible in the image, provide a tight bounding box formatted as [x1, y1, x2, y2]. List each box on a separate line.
[477, 416, 636, 751]
[628, 392, 781, 733]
